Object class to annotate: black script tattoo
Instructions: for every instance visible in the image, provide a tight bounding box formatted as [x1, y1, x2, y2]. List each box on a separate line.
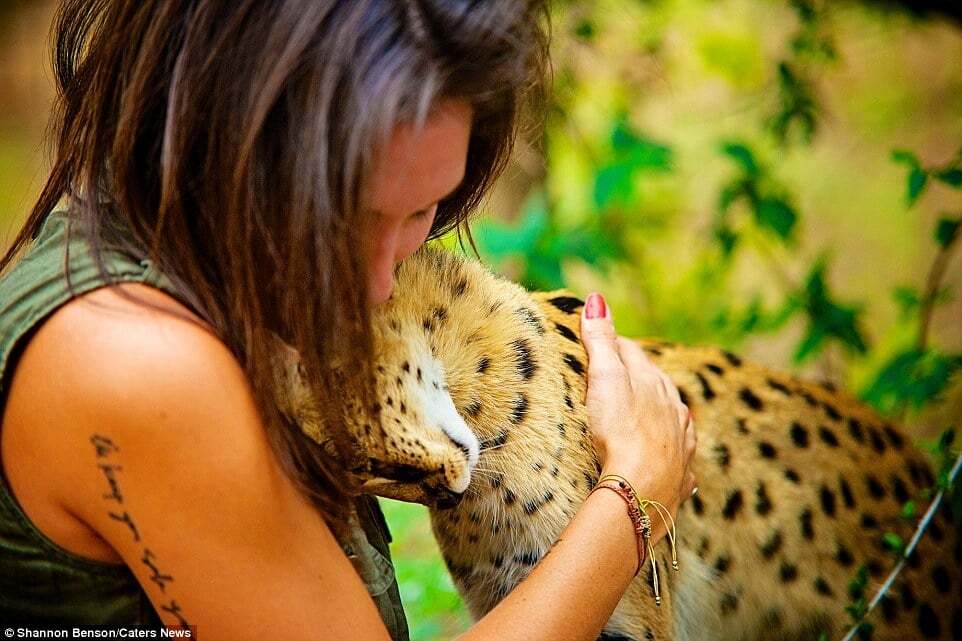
[90, 433, 192, 630]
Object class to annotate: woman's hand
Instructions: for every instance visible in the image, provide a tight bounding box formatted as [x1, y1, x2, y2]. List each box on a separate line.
[579, 292, 697, 538]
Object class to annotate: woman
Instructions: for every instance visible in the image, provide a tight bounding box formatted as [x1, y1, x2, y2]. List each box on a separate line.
[0, 1, 696, 639]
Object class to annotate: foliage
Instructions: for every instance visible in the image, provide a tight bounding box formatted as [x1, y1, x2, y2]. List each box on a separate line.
[475, 112, 671, 291]
[380, 500, 472, 640]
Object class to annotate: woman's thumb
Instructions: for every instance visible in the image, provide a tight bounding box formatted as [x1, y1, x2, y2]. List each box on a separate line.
[580, 293, 622, 369]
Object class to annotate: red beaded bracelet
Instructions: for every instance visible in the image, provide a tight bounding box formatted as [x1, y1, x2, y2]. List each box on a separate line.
[589, 479, 651, 577]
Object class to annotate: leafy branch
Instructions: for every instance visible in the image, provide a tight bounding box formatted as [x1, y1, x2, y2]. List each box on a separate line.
[863, 148, 962, 416]
[769, 0, 837, 147]
[837, 428, 961, 641]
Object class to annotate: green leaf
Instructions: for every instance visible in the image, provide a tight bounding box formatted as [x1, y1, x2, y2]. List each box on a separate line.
[892, 285, 921, 318]
[474, 198, 549, 259]
[594, 119, 672, 210]
[611, 117, 639, 154]
[899, 500, 917, 519]
[625, 138, 673, 172]
[524, 251, 566, 290]
[754, 197, 798, 240]
[573, 19, 595, 41]
[794, 325, 826, 363]
[611, 118, 673, 171]
[847, 565, 869, 600]
[935, 217, 961, 248]
[937, 469, 952, 492]
[844, 598, 866, 619]
[951, 482, 962, 528]
[593, 162, 636, 209]
[856, 622, 875, 640]
[891, 149, 920, 167]
[721, 142, 760, 176]
[792, 0, 817, 25]
[767, 295, 803, 330]
[769, 61, 819, 146]
[938, 428, 956, 452]
[907, 167, 928, 206]
[718, 180, 749, 213]
[714, 224, 739, 257]
[891, 149, 929, 205]
[882, 532, 904, 554]
[862, 348, 962, 413]
[794, 259, 869, 362]
[935, 167, 962, 187]
[557, 219, 628, 267]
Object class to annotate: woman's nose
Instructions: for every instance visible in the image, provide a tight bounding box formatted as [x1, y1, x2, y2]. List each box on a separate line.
[366, 233, 401, 305]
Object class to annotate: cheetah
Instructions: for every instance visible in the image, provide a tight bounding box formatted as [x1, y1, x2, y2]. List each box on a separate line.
[275, 246, 961, 641]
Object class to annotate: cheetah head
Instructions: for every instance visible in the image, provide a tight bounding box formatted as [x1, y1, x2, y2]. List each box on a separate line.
[272, 322, 480, 509]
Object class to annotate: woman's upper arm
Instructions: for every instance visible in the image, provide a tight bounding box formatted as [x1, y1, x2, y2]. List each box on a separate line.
[4, 285, 391, 640]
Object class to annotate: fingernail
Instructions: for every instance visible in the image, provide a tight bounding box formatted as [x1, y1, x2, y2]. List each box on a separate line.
[585, 293, 607, 319]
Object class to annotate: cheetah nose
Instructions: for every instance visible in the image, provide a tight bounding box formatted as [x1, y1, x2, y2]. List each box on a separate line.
[442, 429, 479, 468]
[449, 437, 471, 461]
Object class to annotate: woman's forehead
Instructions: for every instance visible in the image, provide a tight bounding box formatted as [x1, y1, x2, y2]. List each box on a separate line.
[366, 98, 472, 218]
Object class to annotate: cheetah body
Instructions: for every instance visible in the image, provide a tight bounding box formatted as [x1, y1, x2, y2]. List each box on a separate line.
[281, 248, 960, 641]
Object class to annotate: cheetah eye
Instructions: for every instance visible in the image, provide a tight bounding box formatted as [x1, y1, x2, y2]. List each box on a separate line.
[368, 459, 432, 483]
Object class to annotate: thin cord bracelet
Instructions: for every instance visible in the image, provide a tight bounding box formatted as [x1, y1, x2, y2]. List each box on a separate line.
[600, 473, 680, 570]
[593, 474, 681, 605]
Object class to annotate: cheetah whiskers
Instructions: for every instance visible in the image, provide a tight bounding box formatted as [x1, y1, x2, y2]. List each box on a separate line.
[477, 434, 554, 458]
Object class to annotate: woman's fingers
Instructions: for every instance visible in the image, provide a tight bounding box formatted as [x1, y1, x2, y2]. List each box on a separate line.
[617, 336, 688, 431]
[616, 336, 682, 402]
[684, 470, 698, 499]
[614, 336, 656, 378]
[580, 291, 698, 534]
[580, 293, 628, 389]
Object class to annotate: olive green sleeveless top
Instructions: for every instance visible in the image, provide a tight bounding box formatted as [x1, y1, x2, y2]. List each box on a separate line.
[0, 211, 409, 639]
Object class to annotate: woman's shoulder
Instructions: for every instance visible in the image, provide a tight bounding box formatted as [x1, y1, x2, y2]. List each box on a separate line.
[1, 282, 275, 537]
[12, 282, 250, 425]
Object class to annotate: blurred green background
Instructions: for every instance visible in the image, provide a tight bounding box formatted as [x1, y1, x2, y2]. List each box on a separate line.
[2, 1, 960, 639]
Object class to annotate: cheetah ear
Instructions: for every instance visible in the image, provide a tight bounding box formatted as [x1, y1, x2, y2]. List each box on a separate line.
[265, 331, 329, 444]
[265, 332, 301, 411]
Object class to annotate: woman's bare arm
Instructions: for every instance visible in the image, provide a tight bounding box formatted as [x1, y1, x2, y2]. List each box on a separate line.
[459, 488, 640, 641]
[2, 283, 394, 639]
[2, 284, 693, 641]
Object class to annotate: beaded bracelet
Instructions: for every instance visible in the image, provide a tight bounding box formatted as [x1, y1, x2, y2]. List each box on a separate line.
[589, 474, 680, 605]
[590, 479, 651, 577]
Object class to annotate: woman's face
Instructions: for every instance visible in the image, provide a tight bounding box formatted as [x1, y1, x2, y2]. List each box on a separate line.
[361, 98, 473, 305]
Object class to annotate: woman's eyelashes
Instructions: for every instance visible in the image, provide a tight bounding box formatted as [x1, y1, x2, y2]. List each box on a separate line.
[410, 203, 438, 221]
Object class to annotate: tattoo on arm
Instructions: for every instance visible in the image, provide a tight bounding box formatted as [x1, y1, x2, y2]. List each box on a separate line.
[90, 433, 193, 630]
[160, 599, 191, 628]
[107, 509, 141, 542]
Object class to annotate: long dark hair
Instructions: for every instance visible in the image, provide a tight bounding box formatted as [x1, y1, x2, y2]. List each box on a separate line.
[1, 0, 550, 531]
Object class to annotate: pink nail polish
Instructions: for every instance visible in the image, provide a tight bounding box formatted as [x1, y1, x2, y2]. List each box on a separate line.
[585, 293, 607, 319]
